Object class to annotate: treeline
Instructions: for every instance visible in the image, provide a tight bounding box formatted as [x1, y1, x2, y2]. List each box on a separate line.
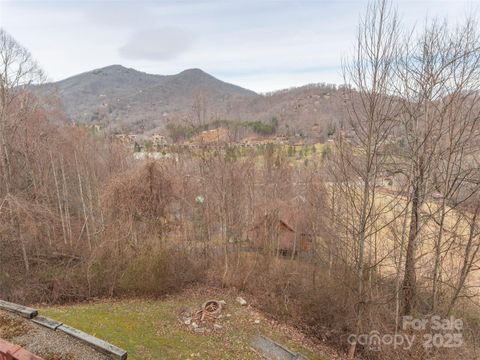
[334, 1, 480, 358]
[263, 82, 352, 96]
[166, 117, 279, 142]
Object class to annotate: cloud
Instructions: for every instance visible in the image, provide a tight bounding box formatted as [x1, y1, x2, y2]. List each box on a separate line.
[119, 27, 195, 61]
[83, 3, 156, 29]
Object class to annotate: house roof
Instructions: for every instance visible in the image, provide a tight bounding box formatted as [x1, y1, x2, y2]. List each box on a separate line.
[251, 198, 313, 234]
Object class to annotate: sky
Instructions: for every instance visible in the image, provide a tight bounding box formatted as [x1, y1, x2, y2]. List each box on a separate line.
[0, 0, 478, 92]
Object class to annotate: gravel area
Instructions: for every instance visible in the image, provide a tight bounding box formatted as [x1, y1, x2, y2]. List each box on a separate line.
[0, 310, 111, 360]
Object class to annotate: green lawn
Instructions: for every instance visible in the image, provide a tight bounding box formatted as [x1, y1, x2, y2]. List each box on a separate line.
[40, 289, 327, 360]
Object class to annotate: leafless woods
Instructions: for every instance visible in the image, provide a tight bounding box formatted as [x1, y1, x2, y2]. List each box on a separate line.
[1, 1, 480, 358]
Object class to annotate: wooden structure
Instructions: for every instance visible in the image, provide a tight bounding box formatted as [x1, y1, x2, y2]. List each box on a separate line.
[0, 338, 44, 360]
[247, 204, 313, 256]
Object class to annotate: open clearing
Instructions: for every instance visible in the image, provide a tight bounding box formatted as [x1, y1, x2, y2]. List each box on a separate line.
[40, 288, 330, 360]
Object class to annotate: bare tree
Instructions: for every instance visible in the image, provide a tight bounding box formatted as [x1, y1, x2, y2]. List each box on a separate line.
[0, 29, 45, 273]
[0, 29, 44, 192]
[338, 1, 401, 357]
[396, 16, 480, 315]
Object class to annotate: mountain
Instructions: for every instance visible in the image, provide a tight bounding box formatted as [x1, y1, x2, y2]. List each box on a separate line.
[40, 65, 257, 132]
[39, 65, 349, 139]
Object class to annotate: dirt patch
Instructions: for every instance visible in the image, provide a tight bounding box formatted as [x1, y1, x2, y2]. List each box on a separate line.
[0, 311, 32, 340]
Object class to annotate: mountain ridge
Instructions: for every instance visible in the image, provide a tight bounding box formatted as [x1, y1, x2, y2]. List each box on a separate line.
[39, 65, 347, 139]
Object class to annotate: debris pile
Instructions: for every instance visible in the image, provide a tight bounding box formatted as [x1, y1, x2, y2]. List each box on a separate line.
[181, 300, 228, 334]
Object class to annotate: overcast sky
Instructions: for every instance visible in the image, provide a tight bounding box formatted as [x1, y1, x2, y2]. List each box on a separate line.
[1, 0, 478, 92]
